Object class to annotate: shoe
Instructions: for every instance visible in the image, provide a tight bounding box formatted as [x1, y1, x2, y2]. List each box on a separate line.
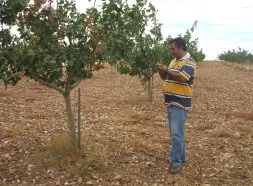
[170, 165, 182, 175]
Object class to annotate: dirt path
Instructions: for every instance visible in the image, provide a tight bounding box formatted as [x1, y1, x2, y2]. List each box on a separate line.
[0, 61, 253, 186]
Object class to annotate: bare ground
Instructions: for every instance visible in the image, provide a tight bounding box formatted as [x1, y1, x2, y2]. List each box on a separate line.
[0, 61, 253, 186]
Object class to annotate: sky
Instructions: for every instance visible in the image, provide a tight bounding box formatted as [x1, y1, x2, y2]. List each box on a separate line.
[76, 0, 253, 60]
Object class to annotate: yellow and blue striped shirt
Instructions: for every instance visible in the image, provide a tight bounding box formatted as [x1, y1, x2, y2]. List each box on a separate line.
[162, 53, 196, 110]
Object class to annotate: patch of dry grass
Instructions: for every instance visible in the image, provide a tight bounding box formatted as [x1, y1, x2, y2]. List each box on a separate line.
[123, 95, 148, 105]
[36, 129, 164, 177]
[39, 133, 111, 177]
[195, 123, 216, 131]
[237, 125, 253, 136]
[112, 110, 157, 127]
[216, 129, 236, 139]
[130, 137, 163, 155]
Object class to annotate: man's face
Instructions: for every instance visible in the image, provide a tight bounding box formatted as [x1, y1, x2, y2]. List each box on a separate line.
[170, 43, 182, 59]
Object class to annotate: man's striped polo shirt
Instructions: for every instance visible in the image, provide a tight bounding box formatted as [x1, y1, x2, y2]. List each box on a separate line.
[162, 53, 196, 110]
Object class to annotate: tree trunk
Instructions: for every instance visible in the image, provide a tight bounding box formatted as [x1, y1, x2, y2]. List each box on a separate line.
[64, 90, 76, 148]
[147, 76, 153, 102]
[111, 64, 113, 74]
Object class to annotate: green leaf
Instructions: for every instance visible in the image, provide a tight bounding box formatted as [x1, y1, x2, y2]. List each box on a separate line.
[27, 49, 35, 56]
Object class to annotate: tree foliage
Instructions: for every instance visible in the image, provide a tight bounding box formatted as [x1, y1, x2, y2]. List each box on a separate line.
[116, 20, 205, 101]
[1, 0, 167, 146]
[160, 21, 206, 66]
[180, 21, 205, 62]
[0, 0, 30, 85]
[116, 3, 162, 102]
[218, 47, 253, 64]
[1, 0, 207, 146]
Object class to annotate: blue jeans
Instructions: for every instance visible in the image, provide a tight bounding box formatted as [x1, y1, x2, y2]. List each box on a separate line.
[167, 105, 188, 166]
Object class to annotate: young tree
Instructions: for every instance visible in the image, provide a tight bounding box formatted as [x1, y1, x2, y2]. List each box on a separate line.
[116, 20, 206, 102]
[116, 2, 162, 102]
[181, 21, 205, 62]
[159, 37, 173, 66]
[237, 47, 248, 69]
[161, 21, 205, 66]
[120, 26, 162, 102]
[1, 0, 160, 147]
[12, 0, 101, 147]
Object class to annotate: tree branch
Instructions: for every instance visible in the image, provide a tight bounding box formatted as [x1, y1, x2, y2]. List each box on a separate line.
[69, 79, 81, 90]
[31, 75, 65, 95]
[67, 35, 72, 46]
[6, 72, 24, 79]
[93, 0, 97, 8]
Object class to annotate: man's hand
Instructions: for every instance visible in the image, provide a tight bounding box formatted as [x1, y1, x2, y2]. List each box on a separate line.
[156, 64, 188, 83]
[156, 64, 168, 81]
[156, 64, 168, 72]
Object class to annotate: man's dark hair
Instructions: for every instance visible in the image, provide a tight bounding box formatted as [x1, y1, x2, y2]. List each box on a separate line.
[169, 37, 187, 51]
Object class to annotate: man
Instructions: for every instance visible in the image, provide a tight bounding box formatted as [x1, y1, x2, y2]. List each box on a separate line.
[156, 37, 196, 174]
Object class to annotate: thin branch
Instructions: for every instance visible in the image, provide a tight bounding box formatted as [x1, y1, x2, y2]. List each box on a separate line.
[69, 79, 81, 90]
[93, 0, 97, 8]
[122, 0, 127, 7]
[6, 72, 24, 79]
[3, 72, 24, 89]
[31, 75, 64, 95]
[67, 35, 72, 46]
[56, 0, 58, 10]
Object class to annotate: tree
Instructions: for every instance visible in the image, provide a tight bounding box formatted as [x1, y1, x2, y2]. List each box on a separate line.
[0, 0, 30, 86]
[116, 2, 162, 102]
[159, 37, 173, 66]
[161, 21, 205, 66]
[12, 0, 100, 147]
[181, 21, 205, 62]
[116, 20, 206, 102]
[248, 53, 253, 64]
[237, 47, 248, 69]
[1, 0, 159, 148]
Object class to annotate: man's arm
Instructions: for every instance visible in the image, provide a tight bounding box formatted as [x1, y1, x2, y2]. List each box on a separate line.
[167, 70, 188, 83]
[156, 64, 188, 83]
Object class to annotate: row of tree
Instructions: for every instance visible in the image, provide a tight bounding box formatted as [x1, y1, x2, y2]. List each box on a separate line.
[218, 47, 253, 65]
[1, 0, 205, 148]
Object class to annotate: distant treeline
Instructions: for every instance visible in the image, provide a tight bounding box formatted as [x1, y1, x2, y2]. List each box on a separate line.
[218, 47, 253, 64]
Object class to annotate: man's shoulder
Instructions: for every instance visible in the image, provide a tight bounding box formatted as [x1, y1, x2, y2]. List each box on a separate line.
[171, 58, 177, 63]
[183, 57, 196, 66]
[188, 57, 196, 62]
[168, 59, 177, 67]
